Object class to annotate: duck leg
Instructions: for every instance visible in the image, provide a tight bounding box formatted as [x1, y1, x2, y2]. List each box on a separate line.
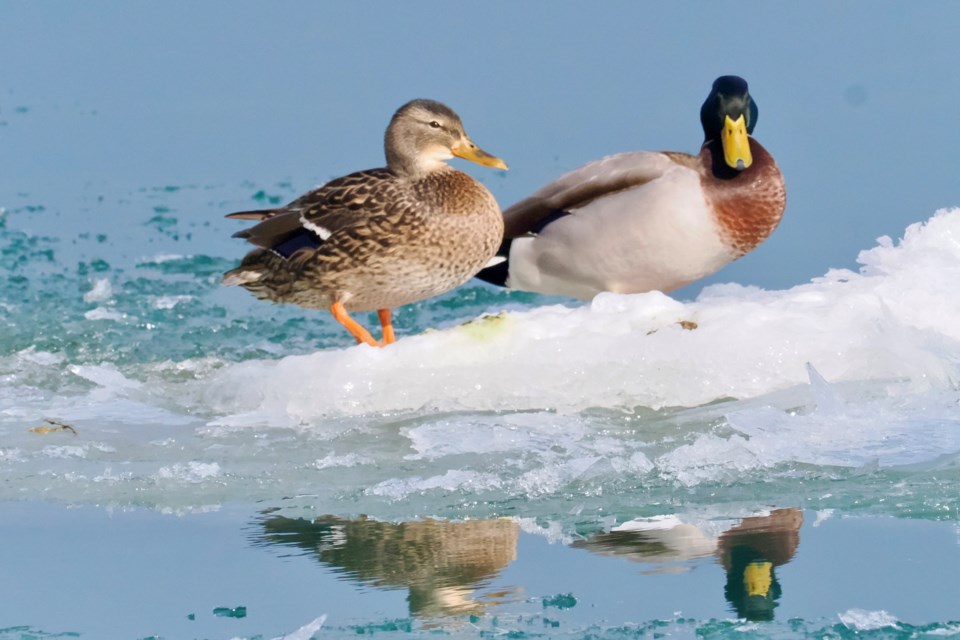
[329, 301, 380, 347]
[378, 308, 396, 345]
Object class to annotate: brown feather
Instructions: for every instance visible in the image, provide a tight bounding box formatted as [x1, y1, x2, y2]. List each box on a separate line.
[225, 209, 275, 221]
[231, 210, 307, 247]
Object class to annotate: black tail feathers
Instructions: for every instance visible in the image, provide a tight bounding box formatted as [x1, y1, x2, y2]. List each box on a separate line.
[474, 238, 512, 287]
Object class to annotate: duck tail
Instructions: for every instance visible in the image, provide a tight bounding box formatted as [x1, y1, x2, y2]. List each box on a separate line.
[221, 249, 296, 300]
[474, 238, 512, 287]
[221, 267, 264, 286]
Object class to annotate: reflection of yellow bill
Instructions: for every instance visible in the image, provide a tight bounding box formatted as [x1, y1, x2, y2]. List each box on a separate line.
[722, 114, 753, 170]
[744, 561, 773, 597]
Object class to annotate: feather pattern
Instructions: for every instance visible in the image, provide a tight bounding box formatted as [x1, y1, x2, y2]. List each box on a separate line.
[222, 99, 507, 346]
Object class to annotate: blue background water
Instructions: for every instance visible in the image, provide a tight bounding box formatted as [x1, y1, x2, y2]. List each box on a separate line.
[2, 2, 960, 638]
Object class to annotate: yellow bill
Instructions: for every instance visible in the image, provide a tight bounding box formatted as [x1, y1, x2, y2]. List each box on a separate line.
[453, 137, 508, 170]
[722, 114, 753, 170]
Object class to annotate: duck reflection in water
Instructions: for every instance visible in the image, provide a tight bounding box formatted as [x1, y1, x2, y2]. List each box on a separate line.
[573, 508, 802, 621]
[718, 508, 802, 621]
[257, 515, 519, 619]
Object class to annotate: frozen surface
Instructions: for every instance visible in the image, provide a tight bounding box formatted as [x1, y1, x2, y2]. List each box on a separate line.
[1, 209, 958, 523]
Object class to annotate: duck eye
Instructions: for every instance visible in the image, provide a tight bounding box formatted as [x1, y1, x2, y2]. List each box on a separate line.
[428, 121, 442, 129]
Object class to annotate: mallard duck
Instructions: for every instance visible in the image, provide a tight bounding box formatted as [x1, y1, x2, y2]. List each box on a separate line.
[222, 99, 507, 347]
[476, 75, 786, 299]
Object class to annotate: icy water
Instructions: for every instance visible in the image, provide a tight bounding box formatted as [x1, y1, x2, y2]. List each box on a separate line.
[2, 177, 960, 638]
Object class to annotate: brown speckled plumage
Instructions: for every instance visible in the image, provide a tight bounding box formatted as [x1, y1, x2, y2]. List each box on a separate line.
[223, 99, 506, 346]
[229, 166, 502, 312]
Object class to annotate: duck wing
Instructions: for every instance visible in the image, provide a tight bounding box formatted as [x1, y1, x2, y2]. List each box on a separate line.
[502, 151, 680, 238]
[228, 169, 397, 256]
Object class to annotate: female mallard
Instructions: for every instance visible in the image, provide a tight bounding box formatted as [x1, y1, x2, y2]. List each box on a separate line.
[477, 75, 786, 299]
[223, 99, 507, 347]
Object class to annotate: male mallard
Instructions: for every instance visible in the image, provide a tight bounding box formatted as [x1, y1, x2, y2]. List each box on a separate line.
[477, 75, 785, 299]
[223, 99, 507, 347]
